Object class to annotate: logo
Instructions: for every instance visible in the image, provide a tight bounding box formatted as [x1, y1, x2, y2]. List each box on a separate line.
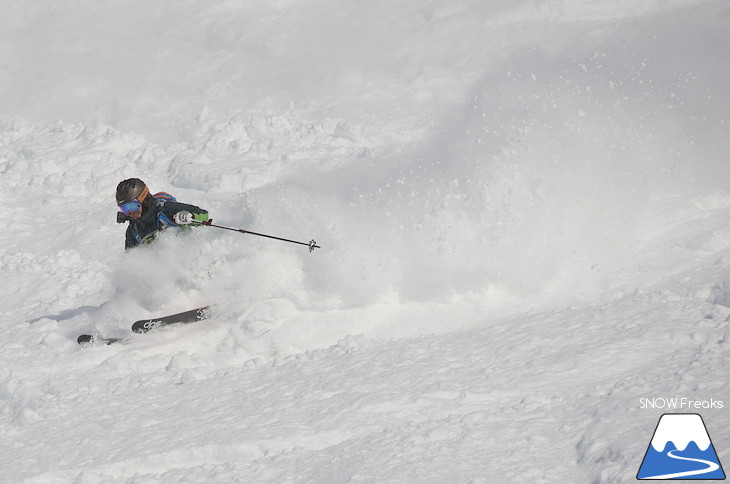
[637, 413, 725, 480]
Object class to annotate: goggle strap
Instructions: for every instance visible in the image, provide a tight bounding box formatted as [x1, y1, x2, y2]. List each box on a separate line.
[137, 186, 150, 203]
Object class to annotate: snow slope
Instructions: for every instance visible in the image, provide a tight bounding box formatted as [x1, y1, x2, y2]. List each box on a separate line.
[2, 0, 730, 482]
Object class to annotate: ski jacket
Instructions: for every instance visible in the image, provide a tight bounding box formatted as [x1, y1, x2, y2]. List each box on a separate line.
[124, 192, 209, 249]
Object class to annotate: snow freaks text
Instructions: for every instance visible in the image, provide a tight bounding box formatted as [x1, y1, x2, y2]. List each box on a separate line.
[639, 398, 724, 410]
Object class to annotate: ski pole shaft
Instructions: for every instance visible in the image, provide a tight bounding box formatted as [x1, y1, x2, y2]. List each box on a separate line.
[195, 220, 320, 252]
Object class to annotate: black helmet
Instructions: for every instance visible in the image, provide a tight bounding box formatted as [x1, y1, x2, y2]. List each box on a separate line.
[116, 178, 150, 205]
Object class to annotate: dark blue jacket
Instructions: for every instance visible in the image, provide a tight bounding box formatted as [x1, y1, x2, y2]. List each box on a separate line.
[124, 193, 208, 249]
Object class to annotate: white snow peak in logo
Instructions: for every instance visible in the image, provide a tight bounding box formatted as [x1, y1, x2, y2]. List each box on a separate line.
[637, 413, 726, 480]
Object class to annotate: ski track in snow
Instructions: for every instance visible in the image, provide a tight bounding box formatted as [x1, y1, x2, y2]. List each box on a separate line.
[2, 0, 730, 482]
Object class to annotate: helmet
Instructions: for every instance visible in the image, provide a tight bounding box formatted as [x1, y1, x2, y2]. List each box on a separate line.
[116, 178, 150, 205]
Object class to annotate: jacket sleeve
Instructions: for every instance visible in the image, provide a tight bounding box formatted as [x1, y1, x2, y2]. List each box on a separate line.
[125, 225, 139, 250]
[159, 201, 209, 225]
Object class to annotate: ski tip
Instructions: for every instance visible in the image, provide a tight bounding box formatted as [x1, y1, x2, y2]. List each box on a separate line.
[77, 334, 126, 346]
[77, 334, 94, 345]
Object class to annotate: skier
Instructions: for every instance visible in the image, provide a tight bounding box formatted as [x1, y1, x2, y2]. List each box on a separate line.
[116, 178, 209, 249]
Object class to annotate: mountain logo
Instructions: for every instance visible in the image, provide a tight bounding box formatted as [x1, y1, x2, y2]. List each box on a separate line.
[637, 413, 725, 480]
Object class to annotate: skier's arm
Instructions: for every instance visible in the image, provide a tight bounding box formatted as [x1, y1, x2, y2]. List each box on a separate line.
[161, 201, 209, 226]
[124, 226, 139, 250]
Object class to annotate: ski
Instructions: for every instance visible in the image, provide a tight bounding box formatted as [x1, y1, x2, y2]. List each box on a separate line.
[131, 306, 211, 334]
[77, 306, 212, 346]
[77, 334, 127, 346]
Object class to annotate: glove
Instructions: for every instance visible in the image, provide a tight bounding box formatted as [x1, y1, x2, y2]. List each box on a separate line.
[173, 211, 195, 225]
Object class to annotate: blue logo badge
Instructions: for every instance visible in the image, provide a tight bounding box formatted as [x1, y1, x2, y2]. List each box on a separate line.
[637, 413, 725, 480]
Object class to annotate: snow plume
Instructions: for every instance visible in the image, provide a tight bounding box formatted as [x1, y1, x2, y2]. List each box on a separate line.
[249, 8, 730, 315]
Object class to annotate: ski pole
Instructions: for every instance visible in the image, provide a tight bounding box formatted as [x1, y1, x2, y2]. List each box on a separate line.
[194, 220, 321, 252]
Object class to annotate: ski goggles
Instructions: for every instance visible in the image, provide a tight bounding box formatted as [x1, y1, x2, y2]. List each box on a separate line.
[118, 199, 142, 215]
[117, 186, 149, 215]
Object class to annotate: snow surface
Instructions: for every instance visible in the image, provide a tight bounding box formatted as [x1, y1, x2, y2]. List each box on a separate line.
[2, 0, 730, 482]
